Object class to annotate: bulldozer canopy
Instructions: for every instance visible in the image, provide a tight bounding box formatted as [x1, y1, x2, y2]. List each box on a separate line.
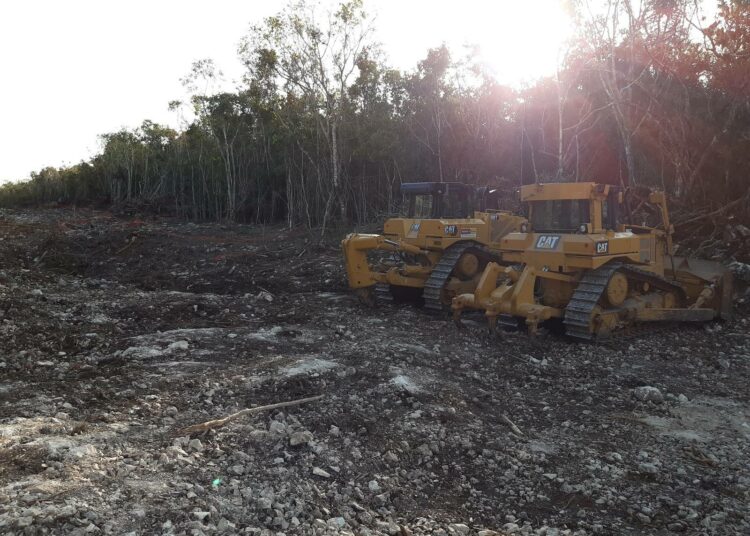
[400, 182, 473, 196]
[521, 182, 607, 202]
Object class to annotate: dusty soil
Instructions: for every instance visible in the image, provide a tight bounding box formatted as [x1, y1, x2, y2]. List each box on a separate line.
[0, 209, 748, 536]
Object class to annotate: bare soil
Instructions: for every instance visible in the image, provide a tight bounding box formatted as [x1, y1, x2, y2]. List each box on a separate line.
[0, 208, 748, 536]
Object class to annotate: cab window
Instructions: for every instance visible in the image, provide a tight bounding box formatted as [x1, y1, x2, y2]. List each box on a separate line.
[442, 193, 467, 218]
[411, 194, 434, 218]
[530, 200, 590, 232]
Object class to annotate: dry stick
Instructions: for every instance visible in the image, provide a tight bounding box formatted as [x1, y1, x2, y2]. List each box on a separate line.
[501, 413, 524, 437]
[34, 250, 48, 265]
[178, 395, 324, 436]
[115, 238, 137, 255]
[674, 191, 750, 228]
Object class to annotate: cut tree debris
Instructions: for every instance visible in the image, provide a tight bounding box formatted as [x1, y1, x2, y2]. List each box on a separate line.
[178, 394, 324, 435]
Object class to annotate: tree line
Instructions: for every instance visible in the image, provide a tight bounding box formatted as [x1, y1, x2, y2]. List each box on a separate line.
[2, 0, 748, 230]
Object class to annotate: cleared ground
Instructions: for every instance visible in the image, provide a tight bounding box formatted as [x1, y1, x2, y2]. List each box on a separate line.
[0, 209, 748, 536]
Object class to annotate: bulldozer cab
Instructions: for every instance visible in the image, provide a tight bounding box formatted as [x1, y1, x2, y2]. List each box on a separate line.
[524, 183, 621, 234]
[401, 182, 515, 219]
[451, 181, 733, 340]
[401, 182, 472, 219]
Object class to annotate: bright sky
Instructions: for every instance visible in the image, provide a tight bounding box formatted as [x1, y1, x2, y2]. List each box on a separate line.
[0, 0, 571, 183]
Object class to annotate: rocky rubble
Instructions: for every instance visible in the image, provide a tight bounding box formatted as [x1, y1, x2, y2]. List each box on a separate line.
[0, 208, 748, 535]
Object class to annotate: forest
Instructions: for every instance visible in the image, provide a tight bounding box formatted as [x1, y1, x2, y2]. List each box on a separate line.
[2, 0, 749, 232]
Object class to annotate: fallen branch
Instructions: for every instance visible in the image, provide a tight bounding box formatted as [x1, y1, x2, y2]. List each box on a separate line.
[34, 250, 48, 265]
[115, 237, 137, 255]
[684, 446, 718, 467]
[674, 190, 750, 228]
[501, 413, 524, 437]
[178, 394, 324, 435]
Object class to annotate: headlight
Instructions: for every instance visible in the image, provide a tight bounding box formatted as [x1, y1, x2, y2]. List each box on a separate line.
[520, 223, 529, 233]
[578, 224, 587, 233]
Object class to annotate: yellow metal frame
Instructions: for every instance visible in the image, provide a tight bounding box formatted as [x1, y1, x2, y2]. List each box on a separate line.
[341, 211, 526, 290]
[453, 262, 575, 332]
[451, 182, 732, 336]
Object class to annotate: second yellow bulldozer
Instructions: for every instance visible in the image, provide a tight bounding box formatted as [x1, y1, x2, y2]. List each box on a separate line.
[342, 182, 526, 312]
[452, 181, 733, 341]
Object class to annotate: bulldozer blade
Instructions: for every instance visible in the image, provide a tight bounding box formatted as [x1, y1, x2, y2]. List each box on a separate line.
[635, 308, 716, 323]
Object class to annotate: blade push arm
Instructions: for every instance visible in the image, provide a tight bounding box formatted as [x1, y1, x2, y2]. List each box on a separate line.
[341, 233, 427, 289]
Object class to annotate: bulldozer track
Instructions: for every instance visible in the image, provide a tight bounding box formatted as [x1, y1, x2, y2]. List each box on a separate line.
[374, 283, 394, 305]
[373, 252, 401, 305]
[563, 263, 622, 342]
[564, 262, 686, 342]
[423, 242, 497, 315]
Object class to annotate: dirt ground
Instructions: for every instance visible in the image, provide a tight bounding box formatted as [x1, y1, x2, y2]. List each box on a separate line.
[0, 208, 748, 536]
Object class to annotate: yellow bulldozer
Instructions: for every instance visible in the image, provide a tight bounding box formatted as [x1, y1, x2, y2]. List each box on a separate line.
[452, 182, 733, 341]
[342, 182, 526, 312]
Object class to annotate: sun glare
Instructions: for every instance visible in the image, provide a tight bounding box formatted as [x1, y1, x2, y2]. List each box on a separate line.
[471, 1, 572, 85]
